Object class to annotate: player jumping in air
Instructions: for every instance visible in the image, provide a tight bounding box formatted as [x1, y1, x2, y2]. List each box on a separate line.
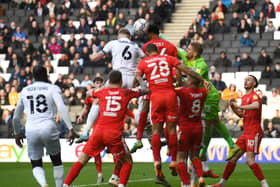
[211, 75, 269, 187]
[13, 66, 75, 187]
[63, 70, 149, 187]
[136, 43, 203, 186]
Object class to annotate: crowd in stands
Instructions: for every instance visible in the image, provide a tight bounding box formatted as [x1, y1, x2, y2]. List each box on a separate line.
[0, 0, 279, 138]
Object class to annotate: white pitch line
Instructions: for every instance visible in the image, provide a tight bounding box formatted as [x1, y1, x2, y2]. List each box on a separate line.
[73, 178, 155, 187]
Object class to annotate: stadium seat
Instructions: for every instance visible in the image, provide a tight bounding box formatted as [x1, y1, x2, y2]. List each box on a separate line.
[96, 21, 106, 30]
[0, 54, 6, 60]
[231, 41, 240, 47]
[261, 32, 273, 40]
[227, 47, 238, 54]
[257, 40, 269, 47]
[61, 34, 71, 42]
[235, 72, 249, 81]
[253, 47, 263, 53]
[214, 34, 223, 41]
[269, 40, 279, 47]
[271, 78, 280, 88]
[53, 54, 62, 62]
[258, 84, 267, 92]
[254, 65, 265, 71]
[1, 73, 11, 81]
[250, 33, 261, 41]
[203, 48, 213, 54]
[56, 67, 69, 75]
[240, 47, 252, 53]
[49, 73, 58, 84]
[223, 33, 236, 41]
[221, 41, 231, 48]
[221, 72, 235, 83]
[240, 65, 254, 72]
[0, 60, 9, 73]
[215, 48, 225, 53]
[274, 31, 280, 40]
[249, 71, 262, 80]
[72, 21, 80, 29]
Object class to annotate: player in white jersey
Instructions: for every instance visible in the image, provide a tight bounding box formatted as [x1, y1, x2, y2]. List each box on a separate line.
[13, 66, 75, 187]
[90, 28, 145, 88]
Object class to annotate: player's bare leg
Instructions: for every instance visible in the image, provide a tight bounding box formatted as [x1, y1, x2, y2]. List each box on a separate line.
[152, 122, 170, 186]
[130, 98, 149, 153]
[64, 152, 90, 186]
[166, 121, 178, 176]
[94, 154, 103, 184]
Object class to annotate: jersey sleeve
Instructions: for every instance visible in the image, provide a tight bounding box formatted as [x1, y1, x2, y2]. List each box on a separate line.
[127, 88, 142, 100]
[251, 93, 261, 104]
[142, 42, 148, 54]
[177, 48, 187, 60]
[137, 60, 145, 75]
[85, 96, 92, 106]
[136, 44, 145, 58]
[169, 56, 181, 67]
[171, 44, 178, 57]
[196, 62, 208, 78]
[102, 41, 114, 54]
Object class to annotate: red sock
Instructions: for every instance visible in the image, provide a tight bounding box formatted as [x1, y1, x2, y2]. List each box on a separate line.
[136, 112, 148, 140]
[126, 109, 135, 118]
[249, 163, 265, 181]
[152, 134, 161, 162]
[95, 154, 102, 174]
[119, 162, 132, 185]
[177, 162, 190, 185]
[113, 157, 121, 176]
[64, 162, 83, 185]
[192, 157, 203, 178]
[168, 134, 177, 162]
[222, 161, 236, 180]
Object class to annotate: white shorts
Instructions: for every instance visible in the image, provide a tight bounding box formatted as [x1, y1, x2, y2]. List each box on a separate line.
[105, 73, 135, 88]
[26, 121, 60, 160]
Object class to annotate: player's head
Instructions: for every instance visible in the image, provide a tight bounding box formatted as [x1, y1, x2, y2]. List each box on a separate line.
[33, 65, 48, 82]
[93, 76, 104, 88]
[118, 28, 131, 39]
[109, 70, 122, 85]
[186, 42, 203, 60]
[187, 71, 202, 88]
[145, 43, 159, 56]
[245, 75, 258, 90]
[147, 24, 160, 39]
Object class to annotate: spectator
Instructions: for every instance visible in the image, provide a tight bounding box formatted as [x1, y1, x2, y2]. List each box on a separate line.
[247, 7, 259, 20]
[257, 49, 272, 66]
[48, 37, 61, 54]
[251, 20, 265, 33]
[272, 109, 280, 129]
[225, 118, 242, 138]
[65, 20, 77, 34]
[80, 74, 93, 87]
[13, 26, 27, 42]
[212, 73, 227, 93]
[264, 121, 279, 138]
[230, 12, 240, 27]
[62, 88, 75, 105]
[265, 3, 275, 18]
[74, 89, 85, 105]
[240, 31, 255, 47]
[8, 86, 18, 106]
[116, 12, 126, 27]
[34, 1, 49, 17]
[209, 65, 217, 81]
[203, 34, 220, 48]
[28, 20, 42, 36]
[258, 11, 267, 27]
[212, 0, 227, 19]
[222, 84, 239, 100]
[240, 52, 255, 67]
[0, 89, 8, 105]
[265, 21, 276, 32]
[44, 60, 54, 74]
[189, 19, 201, 33]
[8, 54, 23, 72]
[68, 73, 80, 87]
[214, 18, 230, 33]
[78, 17, 91, 34]
[179, 31, 191, 49]
[190, 32, 203, 44]
[228, 0, 240, 13]
[267, 88, 280, 105]
[237, 19, 251, 33]
[125, 18, 135, 36]
[232, 55, 242, 68]
[198, 5, 210, 19]
[106, 12, 117, 29]
[256, 89, 267, 105]
[240, 0, 255, 13]
[214, 51, 232, 67]
[274, 43, 280, 58]
[197, 14, 205, 27]
[273, 62, 280, 78]
[149, 6, 162, 28]
[261, 65, 273, 79]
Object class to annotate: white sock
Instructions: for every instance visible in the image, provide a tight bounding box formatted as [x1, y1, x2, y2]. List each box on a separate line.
[220, 178, 226, 185]
[32, 167, 47, 186]
[190, 165, 197, 185]
[83, 104, 100, 136]
[98, 173, 103, 177]
[111, 174, 118, 179]
[118, 184, 125, 187]
[261, 179, 269, 187]
[202, 161, 209, 172]
[53, 165, 64, 187]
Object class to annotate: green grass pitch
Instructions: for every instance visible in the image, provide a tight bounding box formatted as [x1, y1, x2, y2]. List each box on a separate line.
[0, 163, 279, 187]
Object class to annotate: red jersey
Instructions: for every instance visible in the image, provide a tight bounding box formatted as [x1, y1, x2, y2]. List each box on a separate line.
[137, 55, 180, 93]
[175, 87, 207, 125]
[142, 38, 178, 57]
[241, 91, 262, 134]
[92, 87, 141, 131]
[85, 96, 94, 106]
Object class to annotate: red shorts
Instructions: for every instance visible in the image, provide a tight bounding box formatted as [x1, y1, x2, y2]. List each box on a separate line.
[236, 132, 262, 154]
[150, 91, 178, 124]
[177, 125, 203, 152]
[83, 127, 129, 159]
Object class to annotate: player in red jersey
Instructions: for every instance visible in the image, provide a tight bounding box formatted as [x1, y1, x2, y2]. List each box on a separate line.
[136, 43, 202, 186]
[211, 75, 269, 187]
[131, 24, 179, 154]
[63, 70, 149, 187]
[175, 72, 207, 187]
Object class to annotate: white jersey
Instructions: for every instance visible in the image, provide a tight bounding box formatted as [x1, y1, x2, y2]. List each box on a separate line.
[13, 81, 72, 135]
[103, 38, 145, 76]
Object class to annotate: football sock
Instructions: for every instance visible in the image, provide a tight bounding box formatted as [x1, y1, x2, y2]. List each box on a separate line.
[168, 134, 177, 162]
[119, 162, 132, 186]
[202, 161, 209, 171]
[32, 167, 47, 187]
[53, 165, 64, 187]
[83, 104, 100, 136]
[126, 109, 134, 119]
[177, 162, 190, 185]
[190, 165, 197, 185]
[192, 157, 203, 178]
[222, 161, 236, 180]
[215, 121, 235, 148]
[201, 126, 213, 154]
[151, 134, 161, 162]
[260, 179, 269, 187]
[249, 163, 265, 181]
[136, 112, 148, 140]
[95, 154, 102, 174]
[64, 162, 83, 185]
[113, 158, 121, 177]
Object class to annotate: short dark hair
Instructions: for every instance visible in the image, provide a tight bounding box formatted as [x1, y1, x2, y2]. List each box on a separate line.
[33, 65, 48, 82]
[147, 24, 159, 35]
[93, 76, 104, 83]
[145, 43, 159, 54]
[190, 42, 203, 56]
[118, 28, 131, 37]
[188, 71, 203, 87]
[109, 70, 122, 84]
[248, 75, 258, 88]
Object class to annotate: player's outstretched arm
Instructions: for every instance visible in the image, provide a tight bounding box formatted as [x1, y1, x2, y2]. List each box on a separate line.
[12, 97, 24, 148]
[90, 51, 105, 62]
[135, 71, 149, 95]
[229, 99, 244, 118]
[237, 101, 260, 110]
[77, 105, 90, 124]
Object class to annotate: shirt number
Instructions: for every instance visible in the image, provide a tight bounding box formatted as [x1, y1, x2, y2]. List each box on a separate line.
[122, 46, 132, 60]
[105, 96, 121, 112]
[189, 99, 201, 118]
[27, 95, 48, 114]
[148, 60, 170, 80]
